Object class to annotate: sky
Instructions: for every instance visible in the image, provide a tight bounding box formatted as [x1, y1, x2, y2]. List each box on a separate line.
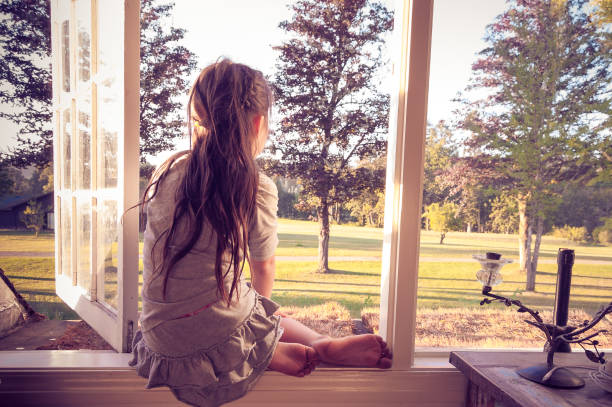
[0, 0, 507, 166]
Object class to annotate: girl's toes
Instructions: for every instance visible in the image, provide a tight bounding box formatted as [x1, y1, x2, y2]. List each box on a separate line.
[377, 356, 393, 369]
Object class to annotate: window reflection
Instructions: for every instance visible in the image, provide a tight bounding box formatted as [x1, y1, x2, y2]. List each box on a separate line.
[61, 20, 70, 92]
[78, 100, 91, 190]
[62, 109, 71, 189]
[99, 200, 118, 310]
[61, 198, 72, 277]
[77, 200, 91, 292]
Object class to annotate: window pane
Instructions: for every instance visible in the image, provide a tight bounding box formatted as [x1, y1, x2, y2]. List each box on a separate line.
[62, 109, 71, 189]
[76, 0, 91, 83]
[60, 197, 72, 277]
[78, 95, 91, 190]
[61, 20, 70, 92]
[166, 1, 393, 335]
[417, 0, 612, 350]
[98, 199, 118, 310]
[97, 1, 123, 189]
[77, 199, 91, 292]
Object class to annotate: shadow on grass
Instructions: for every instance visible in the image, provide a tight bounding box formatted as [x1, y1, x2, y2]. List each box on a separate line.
[278, 233, 382, 251]
[418, 276, 612, 291]
[536, 271, 612, 281]
[326, 269, 379, 277]
[275, 288, 380, 297]
[275, 278, 378, 288]
[6, 274, 54, 282]
[20, 290, 56, 297]
[29, 301, 79, 320]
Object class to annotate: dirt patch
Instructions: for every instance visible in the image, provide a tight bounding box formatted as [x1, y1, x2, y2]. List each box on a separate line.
[36, 320, 113, 350]
[280, 302, 354, 337]
[362, 307, 612, 348]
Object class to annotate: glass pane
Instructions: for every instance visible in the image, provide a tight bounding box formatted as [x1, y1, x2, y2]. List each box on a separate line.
[99, 199, 118, 310]
[60, 197, 72, 277]
[77, 199, 91, 292]
[97, 1, 123, 189]
[76, 0, 91, 83]
[61, 20, 70, 92]
[416, 0, 612, 350]
[62, 109, 71, 190]
[78, 95, 91, 190]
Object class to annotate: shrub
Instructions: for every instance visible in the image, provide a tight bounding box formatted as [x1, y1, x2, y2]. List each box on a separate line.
[593, 216, 612, 245]
[551, 225, 588, 243]
[598, 229, 612, 244]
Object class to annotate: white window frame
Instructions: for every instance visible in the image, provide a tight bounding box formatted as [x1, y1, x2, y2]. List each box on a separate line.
[0, 0, 467, 405]
[50, 0, 140, 353]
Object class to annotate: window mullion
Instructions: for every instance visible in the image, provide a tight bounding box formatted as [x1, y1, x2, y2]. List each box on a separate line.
[381, 0, 434, 370]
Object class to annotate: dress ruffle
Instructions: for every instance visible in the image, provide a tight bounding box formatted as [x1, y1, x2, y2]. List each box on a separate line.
[129, 294, 283, 407]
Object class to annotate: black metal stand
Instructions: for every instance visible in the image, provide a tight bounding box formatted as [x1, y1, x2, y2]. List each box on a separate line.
[479, 286, 611, 389]
[517, 364, 585, 388]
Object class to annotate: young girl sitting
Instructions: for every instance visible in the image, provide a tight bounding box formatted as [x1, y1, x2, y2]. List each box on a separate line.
[129, 59, 392, 407]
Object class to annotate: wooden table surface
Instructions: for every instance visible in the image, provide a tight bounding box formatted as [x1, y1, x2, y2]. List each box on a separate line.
[449, 351, 612, 407]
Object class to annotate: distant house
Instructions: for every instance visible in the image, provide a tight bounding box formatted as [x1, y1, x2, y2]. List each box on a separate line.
[0, 192, 54, 230]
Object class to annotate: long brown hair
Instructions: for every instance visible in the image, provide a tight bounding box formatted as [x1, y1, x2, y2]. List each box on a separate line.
[140, 59, 273, 305]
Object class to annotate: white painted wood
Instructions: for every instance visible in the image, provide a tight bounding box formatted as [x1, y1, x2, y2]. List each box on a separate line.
[119, 0, 141, 354]
[0, 352, 466, 407]
[380, 0, 434, 370]
[52, 0, 140, 353]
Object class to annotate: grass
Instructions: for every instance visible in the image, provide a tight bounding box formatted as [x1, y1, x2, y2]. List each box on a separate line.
[1, 221, 611, 348]
[0, 229, 54, 252]
[0, 256, 78, 320]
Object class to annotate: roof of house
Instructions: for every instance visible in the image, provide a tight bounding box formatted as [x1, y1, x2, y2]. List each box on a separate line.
[0, 191, 53, 211]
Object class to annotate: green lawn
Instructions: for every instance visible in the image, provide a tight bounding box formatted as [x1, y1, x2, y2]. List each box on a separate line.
[1, 220, 610, 320]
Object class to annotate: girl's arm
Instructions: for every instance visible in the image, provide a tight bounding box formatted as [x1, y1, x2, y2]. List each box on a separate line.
[250, 255, 276, 298]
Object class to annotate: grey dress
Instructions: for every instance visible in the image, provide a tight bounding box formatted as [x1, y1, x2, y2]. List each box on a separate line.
[129, 156, 282, 407]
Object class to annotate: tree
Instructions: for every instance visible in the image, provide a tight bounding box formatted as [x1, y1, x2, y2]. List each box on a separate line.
[139, 0, 197, 162]
[271, 0, 392, 272]
[19, 200, 47, 237]
[457, 0, 610, 291]
[423, 121, 457, 207]
[347, 189, 385, 227]
[0, 0, 197, 168]
[488, 193, 519, 234]
[0, 0, 51, 168]
[0, 164, 14, 197]
[422, 202, 461, 244]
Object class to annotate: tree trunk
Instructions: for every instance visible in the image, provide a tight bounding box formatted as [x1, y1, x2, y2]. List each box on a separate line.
[467, 223, 472, 233]
[333, 202, 340, 224]
[318, 197, 330, 273]
[518, 198, 534, 291]
[527, 215, 544, 292]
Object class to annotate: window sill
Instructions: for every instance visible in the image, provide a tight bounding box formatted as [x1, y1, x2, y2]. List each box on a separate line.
[0, 350, 467, 406]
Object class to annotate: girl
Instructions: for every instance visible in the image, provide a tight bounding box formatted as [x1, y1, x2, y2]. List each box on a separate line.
[129, 59, 392, 407]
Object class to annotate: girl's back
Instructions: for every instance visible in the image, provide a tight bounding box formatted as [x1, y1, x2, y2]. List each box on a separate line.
[130, 60, 284, 407]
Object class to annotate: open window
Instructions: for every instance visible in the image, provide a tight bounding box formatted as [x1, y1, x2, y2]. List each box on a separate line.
[51, 0, 140, 352]
[48, 0, 434, 364]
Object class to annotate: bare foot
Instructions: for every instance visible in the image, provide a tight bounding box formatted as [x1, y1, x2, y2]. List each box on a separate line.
[268, 342, 319, 377]
[311, 334, 392, 369]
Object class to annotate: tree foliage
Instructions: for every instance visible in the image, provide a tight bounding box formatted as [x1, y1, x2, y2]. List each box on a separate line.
[271, 0, 393, 272]
[457, 0, 611, 290]
[139, 0, 197, 162]
[422, 202, 461, 244]
[0, 0, 52, 168]
[0, 0, 197, 168]
[488, 193, 519, 234]
[19, 199, 47, 237]
[423, 121, 457, 207]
